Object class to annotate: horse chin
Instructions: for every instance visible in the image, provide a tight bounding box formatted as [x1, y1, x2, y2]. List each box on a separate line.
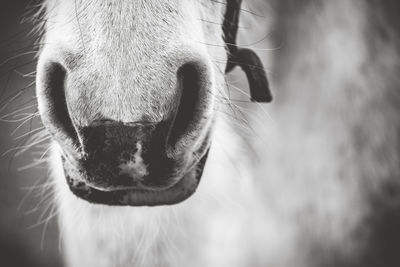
[62, 148, 210, 207]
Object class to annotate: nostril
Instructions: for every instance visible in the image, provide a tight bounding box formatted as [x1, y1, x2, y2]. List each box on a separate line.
[37, 62, 80, 149]
[167, 62, 209, 151]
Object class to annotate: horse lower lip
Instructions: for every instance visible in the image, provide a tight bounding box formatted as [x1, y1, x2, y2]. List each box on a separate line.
[78, 181, 174, 192]
[65, 171, 198, 206]
[64, 148, 210, 206]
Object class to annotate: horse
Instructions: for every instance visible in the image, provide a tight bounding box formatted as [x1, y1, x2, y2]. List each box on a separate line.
[9, 0, 400, 266]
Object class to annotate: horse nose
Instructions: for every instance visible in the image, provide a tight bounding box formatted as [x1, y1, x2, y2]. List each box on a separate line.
[36, 59, 212, 150]
[36, 52, 213, 189]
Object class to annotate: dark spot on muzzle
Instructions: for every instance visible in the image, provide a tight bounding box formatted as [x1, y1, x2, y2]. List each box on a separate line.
[75, 120, 183, 189]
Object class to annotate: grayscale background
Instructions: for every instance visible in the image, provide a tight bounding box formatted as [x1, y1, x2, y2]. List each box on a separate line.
[0, 1, 61, 266]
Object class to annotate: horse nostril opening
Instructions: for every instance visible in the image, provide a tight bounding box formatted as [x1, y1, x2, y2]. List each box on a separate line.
[37, 62, 79, 148]
[167, 63, 205, 150]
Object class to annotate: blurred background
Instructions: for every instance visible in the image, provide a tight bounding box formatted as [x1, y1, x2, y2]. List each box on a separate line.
[0, 0, 61, 266]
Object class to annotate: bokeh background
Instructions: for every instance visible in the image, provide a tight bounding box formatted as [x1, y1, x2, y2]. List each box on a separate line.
[0, 1, 61, 266]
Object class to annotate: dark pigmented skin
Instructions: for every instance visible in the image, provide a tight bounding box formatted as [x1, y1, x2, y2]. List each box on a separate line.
[60, 121, 211, 206]
[78, 121, 176, 189]
[62, 147, 210, 206]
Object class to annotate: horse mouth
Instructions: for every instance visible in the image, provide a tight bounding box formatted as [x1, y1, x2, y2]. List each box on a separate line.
[39, 61, 215, 206]
[62, 148, 209, 206]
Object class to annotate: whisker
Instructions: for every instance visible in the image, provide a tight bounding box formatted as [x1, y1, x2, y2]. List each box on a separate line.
[212, 58, 271, 72]
[14, 70, 37, 78]
[17, 176, 49, 212]
[15, 126, 45, 140]
[1, 103, 37, 120]
[0, 82, 36, 113]
[210, 0, 266, 18]
[0, 51, 40, 68]
[0, 112, 38, 123]
[225, 81, 275, 124]
[0, 59, 37, 78]
[10, 110, 39, 136]
[2, 134, 51, 157]
[17, 158, 47, 172]
[198, 18, 250, 29]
